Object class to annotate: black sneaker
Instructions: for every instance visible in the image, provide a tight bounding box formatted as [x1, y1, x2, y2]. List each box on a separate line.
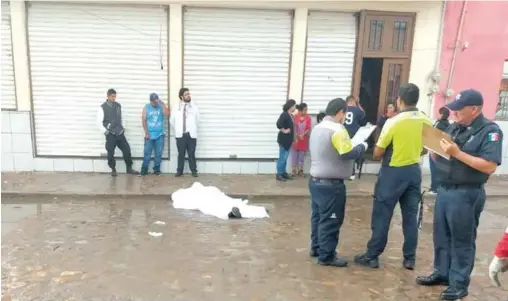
[228, 207, 242, 219]
[126, 167, 139, 175]
[139, 168, 148, 176]
[192, 172, 198, 178]
[403, 259, 415, 270]
[276, 175, 286, 182]
[415, 272, 449, 286]
[318, 257, 348, 267]
[154, 170, 161, 176]
[282, 173, 293, 180]
[310, 249, 318, 258]
[354, 254, 380, 268]
[440, 287, 468, 300]
[111, 168, 118, 177]
[175, 173, 183, 177]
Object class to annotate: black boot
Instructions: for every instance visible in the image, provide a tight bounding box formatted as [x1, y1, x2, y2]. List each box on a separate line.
[227, 207, 242, 219]
[354, 254, 379, 268]
[126, 166, 139, 175]
[415, 272, 449, 286]
[111, 168, 117, 177]
[318, 257, 348, 267]
[440, 287, 468, 300]
[403, 259, 415, 270]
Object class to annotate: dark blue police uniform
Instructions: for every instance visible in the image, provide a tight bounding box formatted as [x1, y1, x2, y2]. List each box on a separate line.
[417, 89, 504, 300]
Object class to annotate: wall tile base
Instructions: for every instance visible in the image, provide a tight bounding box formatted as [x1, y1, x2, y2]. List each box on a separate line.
[2, 111, 507, 175]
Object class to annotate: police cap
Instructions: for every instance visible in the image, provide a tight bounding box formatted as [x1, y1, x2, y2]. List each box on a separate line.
[325, 98, 347, 116]
[446, 89, 484, 111]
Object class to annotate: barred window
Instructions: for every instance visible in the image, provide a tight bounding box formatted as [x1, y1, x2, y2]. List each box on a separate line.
[496, 88, 508, 120]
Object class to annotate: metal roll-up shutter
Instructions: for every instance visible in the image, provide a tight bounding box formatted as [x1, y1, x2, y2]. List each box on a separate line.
[28, 3, 169, 157]
[183, 7, 292, 159]
[1, 1, 16, 110]
[303, 11, 356, 114]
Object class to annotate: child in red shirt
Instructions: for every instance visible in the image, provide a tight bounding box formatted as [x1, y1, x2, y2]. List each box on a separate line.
[291, 103, 311, 176]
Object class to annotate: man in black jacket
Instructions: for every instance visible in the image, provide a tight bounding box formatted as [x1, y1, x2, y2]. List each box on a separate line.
[96, 89, 139, 176]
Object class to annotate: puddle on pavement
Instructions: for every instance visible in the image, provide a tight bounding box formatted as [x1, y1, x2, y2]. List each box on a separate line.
[1, 195, 507, 301]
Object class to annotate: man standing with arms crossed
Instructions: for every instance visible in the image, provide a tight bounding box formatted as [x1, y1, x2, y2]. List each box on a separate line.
[97, 89, 139, 176]
[354, 83, 432, 270]
[140, 93, 170, 176]
[308, 98, 368, 267]
[416, 89, 503, 300]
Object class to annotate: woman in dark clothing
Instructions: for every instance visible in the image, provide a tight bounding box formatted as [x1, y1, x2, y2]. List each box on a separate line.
[316, 112, 326, 124]
[429, 106, 451, 193]
[376, 103, 397, 131]
[276, 99, 296, 182]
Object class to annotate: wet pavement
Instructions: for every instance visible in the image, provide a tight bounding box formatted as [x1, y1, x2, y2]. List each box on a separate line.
[2, 172, 508, 199]
[1, 195, 507, 301]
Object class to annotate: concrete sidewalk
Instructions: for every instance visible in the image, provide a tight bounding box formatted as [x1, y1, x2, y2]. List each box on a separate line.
[2, 172, 507, 199]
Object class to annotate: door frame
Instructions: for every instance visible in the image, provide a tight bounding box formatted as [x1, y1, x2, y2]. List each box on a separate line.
[351, 10, 416, 100]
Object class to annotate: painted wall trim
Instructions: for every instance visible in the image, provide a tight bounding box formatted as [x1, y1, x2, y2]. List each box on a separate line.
[10, 1, 31, 111]
[288, 7, 307, 101]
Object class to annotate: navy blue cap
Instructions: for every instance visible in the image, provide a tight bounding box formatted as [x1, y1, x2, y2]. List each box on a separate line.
[446, 89, 483, 111]
[149, 93, 159, 102]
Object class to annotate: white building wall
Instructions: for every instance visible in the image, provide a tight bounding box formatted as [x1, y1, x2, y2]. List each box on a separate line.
[2, 0, 466, 174]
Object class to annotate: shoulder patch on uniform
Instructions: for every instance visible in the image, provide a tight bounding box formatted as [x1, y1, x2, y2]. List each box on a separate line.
[488, 132, 500, 142]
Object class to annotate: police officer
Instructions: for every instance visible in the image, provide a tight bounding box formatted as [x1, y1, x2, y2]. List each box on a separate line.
[308, 98, 367, 267]
[416, 89, 504, 300]
[354, 83, 432, 270]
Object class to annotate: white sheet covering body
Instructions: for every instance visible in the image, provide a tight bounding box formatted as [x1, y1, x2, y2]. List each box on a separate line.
[171, 182, 269, 220]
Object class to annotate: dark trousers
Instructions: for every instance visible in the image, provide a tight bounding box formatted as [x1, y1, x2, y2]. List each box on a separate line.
[176, 133, 197, 174]
[433, 185, 485, 290]
[366, 164, 421, 261]
[105, 133, 133, 169]
[429, 156, 439, 191]
[309, 177, 346, 262]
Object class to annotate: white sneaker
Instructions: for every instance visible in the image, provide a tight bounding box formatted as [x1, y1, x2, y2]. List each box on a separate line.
[349, 175, 356, 181]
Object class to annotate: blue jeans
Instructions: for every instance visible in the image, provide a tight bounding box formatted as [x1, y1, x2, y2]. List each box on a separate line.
[366, 164, 422, 261]
[429, 155, 439, 191]
[309, 178, 346, 262]
[433, 185, 485, 290]
[142, 135, 165, 172]
[276, 145, 290, 176]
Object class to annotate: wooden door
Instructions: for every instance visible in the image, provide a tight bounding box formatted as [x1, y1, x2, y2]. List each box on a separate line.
[352, 11, 416, 98]
[378, 58, 410, 117]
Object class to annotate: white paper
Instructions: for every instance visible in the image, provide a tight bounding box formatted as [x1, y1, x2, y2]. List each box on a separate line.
[351, 124, 377, 147]
[148, 232, 163, 237]
[171, 182, 270, 220]
[153, 221, 166, 225]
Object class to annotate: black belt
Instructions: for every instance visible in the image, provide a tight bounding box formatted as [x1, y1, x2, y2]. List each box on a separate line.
[440, 183, 483, 189]
[311, 177, 344, 184]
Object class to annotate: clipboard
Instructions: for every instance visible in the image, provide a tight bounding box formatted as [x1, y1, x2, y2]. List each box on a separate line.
[422, 123, 453, 160]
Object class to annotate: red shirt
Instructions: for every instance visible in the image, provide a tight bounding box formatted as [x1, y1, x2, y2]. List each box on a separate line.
[494, 232, 508, 258]
[292, 115, 311, 151]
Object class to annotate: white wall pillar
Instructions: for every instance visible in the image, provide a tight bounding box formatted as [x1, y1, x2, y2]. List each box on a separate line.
[10, 1, 31, 112]
[287, 8, 308, 102]
[169, 4, 183, 109]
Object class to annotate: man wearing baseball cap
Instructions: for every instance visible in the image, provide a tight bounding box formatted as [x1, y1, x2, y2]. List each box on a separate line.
[416, 89, 504, 300]
[141, 93, 170, 176]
